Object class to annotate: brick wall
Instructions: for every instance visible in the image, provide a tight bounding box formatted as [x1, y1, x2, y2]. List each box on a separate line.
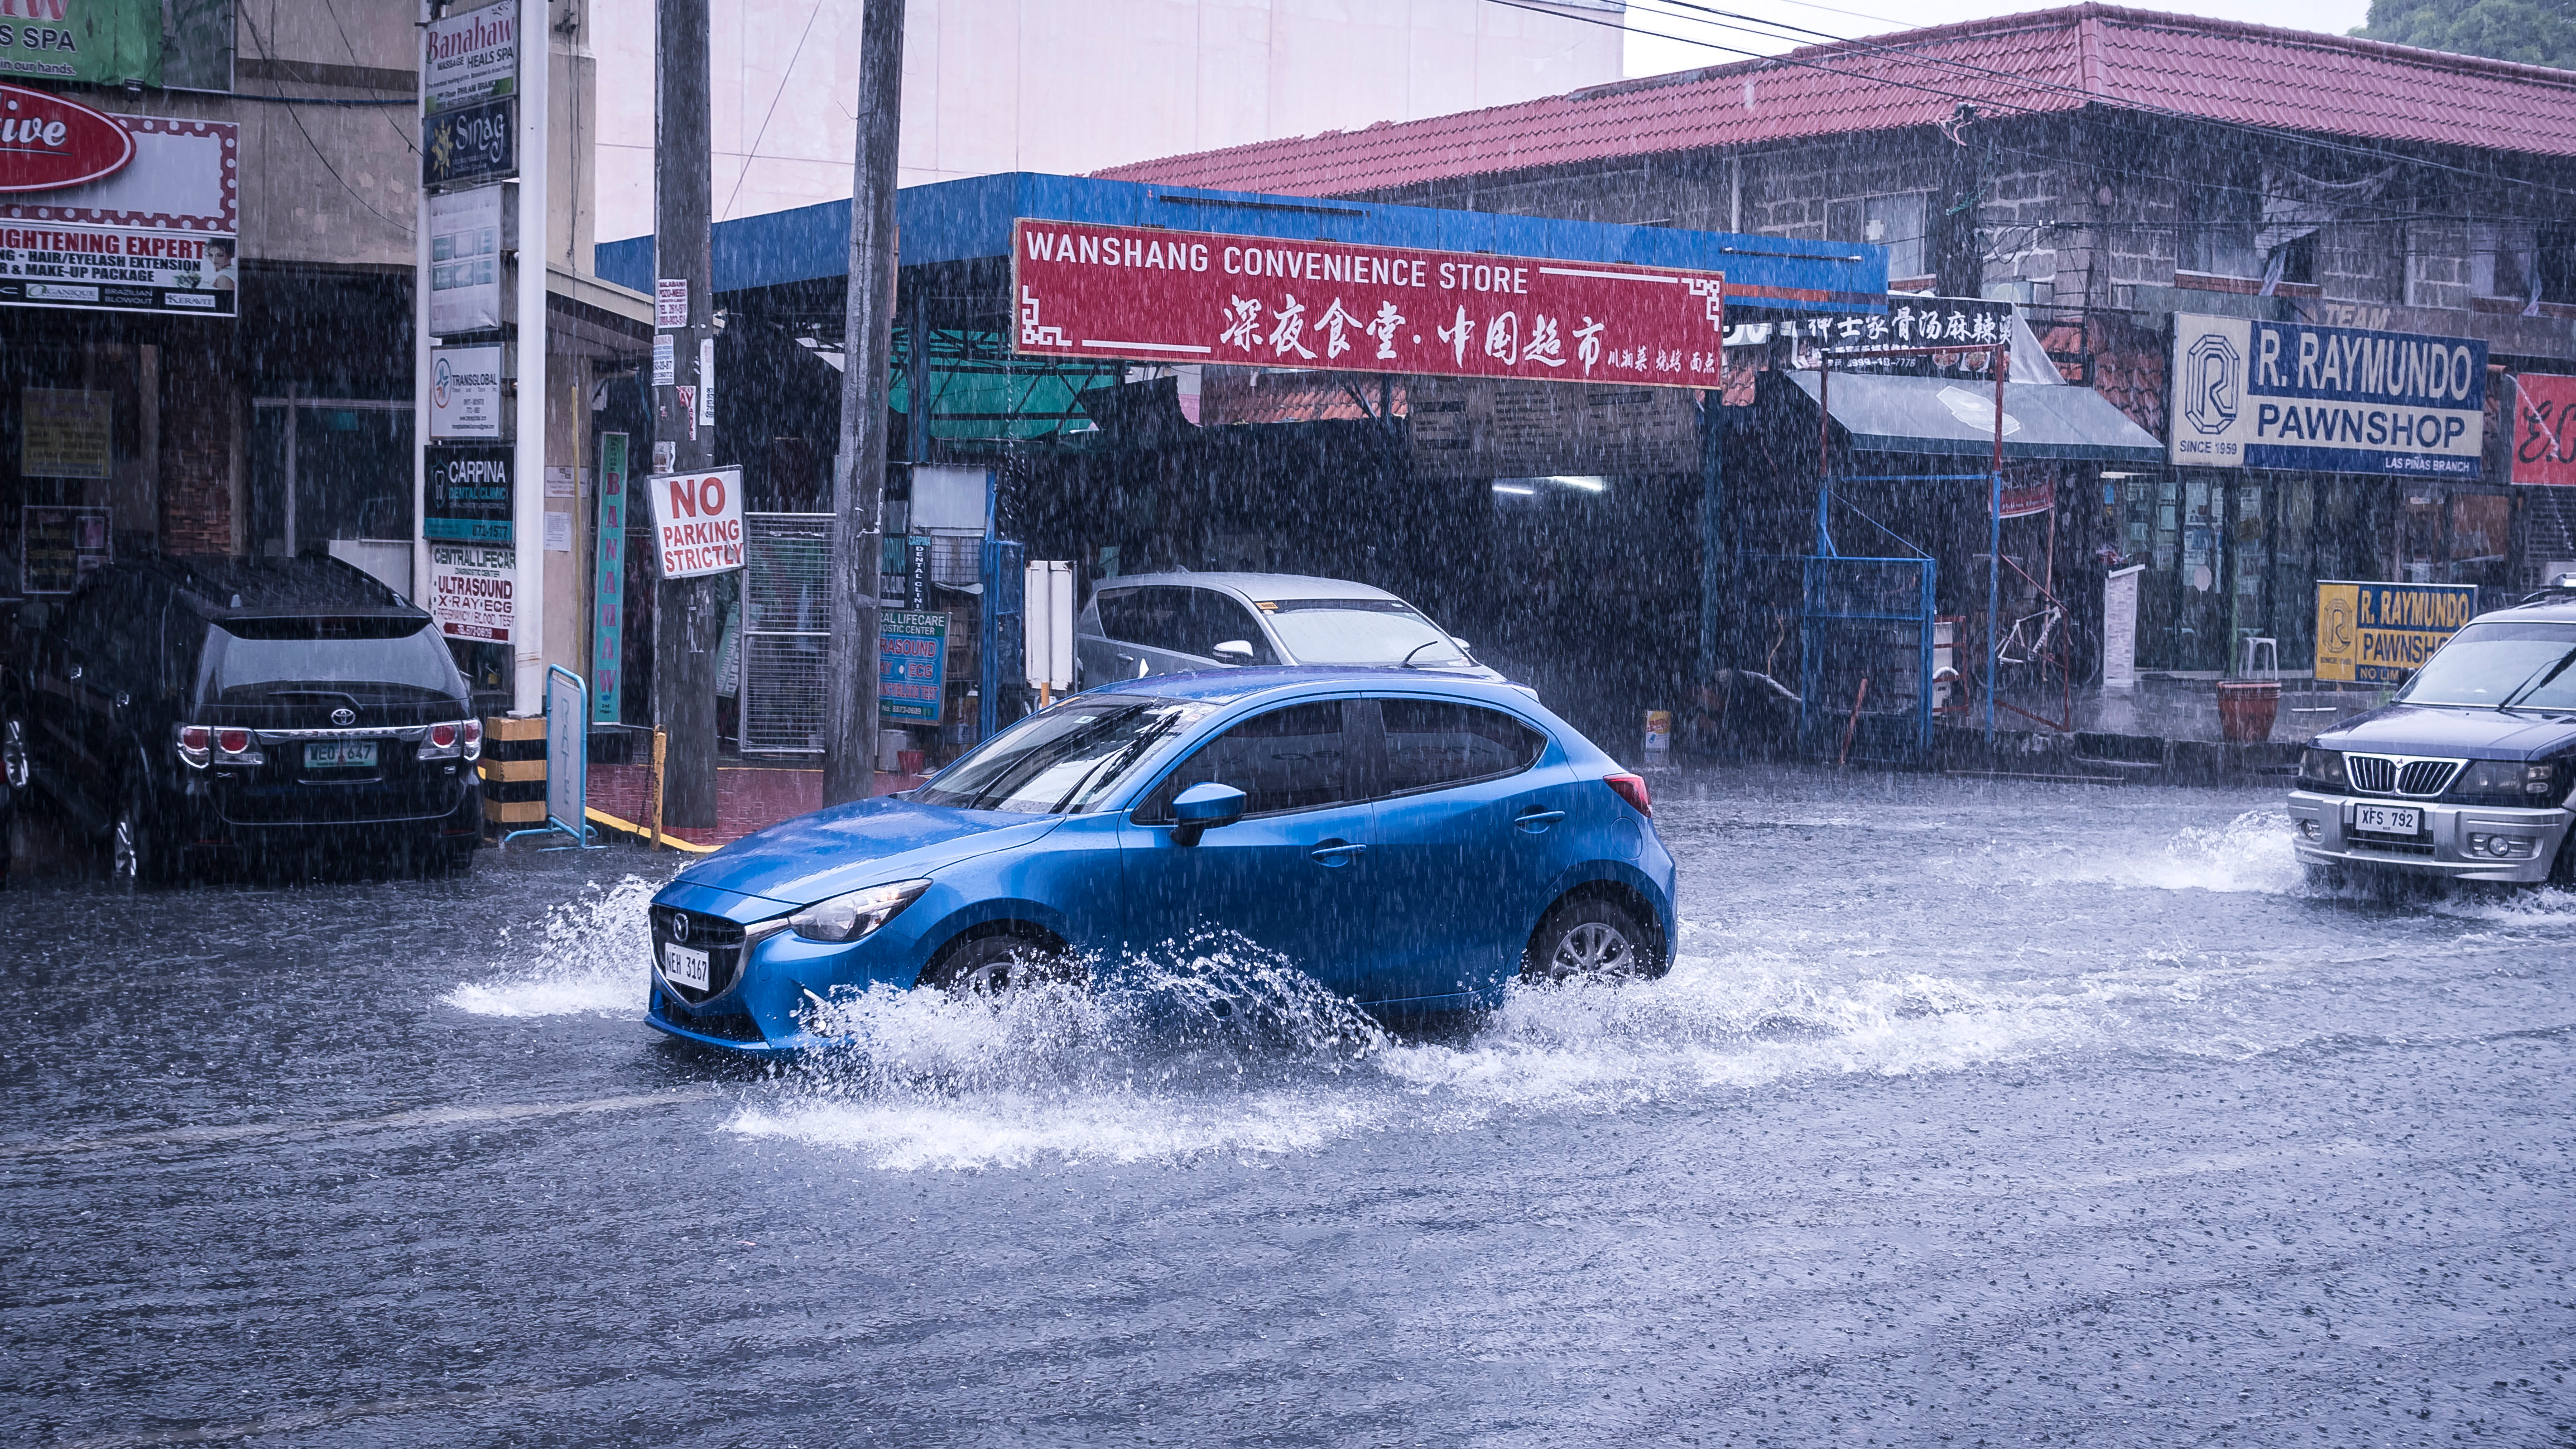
[157, 340, 236, 555]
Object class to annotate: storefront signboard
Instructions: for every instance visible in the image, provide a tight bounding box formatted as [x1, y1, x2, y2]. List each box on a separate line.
[2102, 564, 2144, 692]
[427, 184, 510, 335]
[2510, 372, 2576, 486]
[2170, 313, 2485, 477]
[429, 541, 515, 644]
[880, 610, 949, 724]
[0, 85, 133, 191]
[646, 466, 744, 579]
[428, 345, 507, 438]
[424, 97, 515, 190]
[424, 443, 514, 543]
[0, 111, 236, 318]
[1010, 219, 1724, 388]
[0, 8, 157, 91]
[423, 0, 517, 113]
[20, 503, 109, 593]
[1789, 296, 2021, 376]
[590, 433, 629, 723]
[2313, 579, 2479, 684]
[1996, 473, 2053, 519]
[21, 387, 111, 478]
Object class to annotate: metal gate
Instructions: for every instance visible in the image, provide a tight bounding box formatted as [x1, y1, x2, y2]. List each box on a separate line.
[1800, 555, 1936, 765]
[741, 512, 833, 755]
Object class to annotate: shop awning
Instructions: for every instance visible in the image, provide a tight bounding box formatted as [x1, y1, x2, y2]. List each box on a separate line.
[1788, 371, 2165, 463]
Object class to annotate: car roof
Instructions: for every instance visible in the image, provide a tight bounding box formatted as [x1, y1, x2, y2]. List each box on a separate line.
[2489, 593, 2576, 621]
[1089, 572, 1405, 604]
[91, 555, 424, 622]
[1085, 665, 1529, 707]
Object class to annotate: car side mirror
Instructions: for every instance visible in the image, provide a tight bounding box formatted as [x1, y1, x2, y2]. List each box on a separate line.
[1170, 781, 1247, 845]
[1451, 636, 1473, 654]
[1211, 640, 1255, 665]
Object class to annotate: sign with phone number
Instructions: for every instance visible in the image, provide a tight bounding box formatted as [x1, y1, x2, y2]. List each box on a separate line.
[880, 610, 948, 724]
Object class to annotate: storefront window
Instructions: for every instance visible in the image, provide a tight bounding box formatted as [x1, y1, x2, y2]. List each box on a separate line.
[248, 397, 412, 589]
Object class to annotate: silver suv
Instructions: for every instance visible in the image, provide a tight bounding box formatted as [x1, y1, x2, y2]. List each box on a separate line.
[1076, 573, 1507, 689]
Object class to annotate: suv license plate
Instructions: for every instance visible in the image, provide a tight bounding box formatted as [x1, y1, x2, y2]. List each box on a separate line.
[304, 741, 378, 770]
[663, 943, 711, 991]
[2354, 804, 2421, 834]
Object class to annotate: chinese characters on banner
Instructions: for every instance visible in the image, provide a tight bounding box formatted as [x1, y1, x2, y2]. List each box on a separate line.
[2511, 373, 2576, 486]
[1789, 298, 2019, 375]
[1009, 220, 1722, 387]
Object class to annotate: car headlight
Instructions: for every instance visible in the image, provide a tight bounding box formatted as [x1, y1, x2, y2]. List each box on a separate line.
[2458, 759, 2559, 798]
[787, 879, 931, 943]
[2300, 748, 2346, 786]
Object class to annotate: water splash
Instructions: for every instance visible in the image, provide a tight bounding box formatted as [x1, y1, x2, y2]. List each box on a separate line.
[443, 875, 661, 1018]
[2019, 809, 2306, 894]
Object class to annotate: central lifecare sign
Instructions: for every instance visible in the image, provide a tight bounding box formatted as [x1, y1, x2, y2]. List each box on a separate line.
[1010, 219, 1724, 387]
[647, 466, 744, 579]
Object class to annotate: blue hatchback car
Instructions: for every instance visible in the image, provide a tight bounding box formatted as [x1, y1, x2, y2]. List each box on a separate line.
[645, 670, 1676, 1055]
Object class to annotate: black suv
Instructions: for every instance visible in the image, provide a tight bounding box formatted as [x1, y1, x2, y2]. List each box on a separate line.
[2, 555, 483, 883]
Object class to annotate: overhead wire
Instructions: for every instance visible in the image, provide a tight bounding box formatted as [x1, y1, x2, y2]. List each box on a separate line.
[238, 3, 414, 237]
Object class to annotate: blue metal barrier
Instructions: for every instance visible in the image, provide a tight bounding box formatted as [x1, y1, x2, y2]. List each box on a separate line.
[1800, 555, 1937, 766]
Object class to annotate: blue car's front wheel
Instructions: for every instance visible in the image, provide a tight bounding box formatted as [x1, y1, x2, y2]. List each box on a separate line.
[919, 928, 1082, 996]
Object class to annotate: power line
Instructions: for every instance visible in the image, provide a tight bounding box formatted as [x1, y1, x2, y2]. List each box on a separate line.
[238, 4, 414, 238]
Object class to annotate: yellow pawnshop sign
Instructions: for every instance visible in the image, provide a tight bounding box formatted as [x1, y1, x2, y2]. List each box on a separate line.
[2313, 579, 2479, 683]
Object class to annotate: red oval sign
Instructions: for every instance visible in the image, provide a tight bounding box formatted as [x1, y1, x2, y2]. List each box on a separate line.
[0, 84, 134, 194]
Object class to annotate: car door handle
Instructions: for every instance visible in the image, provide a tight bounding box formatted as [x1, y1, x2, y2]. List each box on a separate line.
[1308, 840, 1368, 865]
[1515, 809, 1566, 833]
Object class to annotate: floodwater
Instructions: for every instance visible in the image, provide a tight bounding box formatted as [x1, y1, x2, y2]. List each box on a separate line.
[5, 768, 2573, 1446]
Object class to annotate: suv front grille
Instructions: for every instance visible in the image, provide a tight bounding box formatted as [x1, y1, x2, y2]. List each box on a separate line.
[2344, 754, 2463, 798]
[650, 906, 747, 1005]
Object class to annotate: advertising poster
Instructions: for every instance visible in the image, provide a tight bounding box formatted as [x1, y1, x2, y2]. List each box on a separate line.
[1010, 219, 1724, 388]
[429, 541, 515, 644]
[590, 433, 628, 722]
[2102, 564, 2144, 692]
[424, 443, 513, 542]
[2510, 372, 2576, 486]
[645, 466, 744, 579]
[20, 503, 109, 593]
[424, 97, 515, 190]
[21, 387, 111, 478]
[880, 610, 949, 724]
[0, 0, 159, 86]
[422, 1, 517, 113]
[427, 184, 508, 335]
[2313, 579, 2479, 684]
[0, 98, 236, 319]
[429, 345, 506, 438]
[2171, 313, 2485, 477]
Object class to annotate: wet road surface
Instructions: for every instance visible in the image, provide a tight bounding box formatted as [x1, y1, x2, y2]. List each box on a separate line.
[5, 769, 2574, 1446]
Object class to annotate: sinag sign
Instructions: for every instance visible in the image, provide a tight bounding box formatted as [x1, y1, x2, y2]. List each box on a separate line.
[647, 467, 743, 579]
[2170, 313, 2485, 477]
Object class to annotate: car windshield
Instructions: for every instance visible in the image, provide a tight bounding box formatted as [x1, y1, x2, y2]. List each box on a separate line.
[2397, 621, 2576, 710]
[206, 617, 463, 700]
[915, 694, 1216, 814]
[1261, 598, 1468, 665]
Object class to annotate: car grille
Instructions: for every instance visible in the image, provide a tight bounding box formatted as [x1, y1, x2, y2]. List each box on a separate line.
[653, 994, 765, 1043]
[649, 906, 747, 1005]
[2343, 754, 2463, 798]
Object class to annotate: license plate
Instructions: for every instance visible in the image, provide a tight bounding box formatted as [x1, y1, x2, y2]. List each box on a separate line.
[304, 740, 378, 770]
[2354, 803, 2422, 834]
[663, 942, 710, 991]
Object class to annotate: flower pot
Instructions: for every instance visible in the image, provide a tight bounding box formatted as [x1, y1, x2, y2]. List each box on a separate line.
[2215, 680, 2280, 742]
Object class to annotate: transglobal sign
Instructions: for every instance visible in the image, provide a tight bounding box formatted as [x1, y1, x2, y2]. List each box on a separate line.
[0, 84, 133, 193]
[1011, 219, 1724, 388]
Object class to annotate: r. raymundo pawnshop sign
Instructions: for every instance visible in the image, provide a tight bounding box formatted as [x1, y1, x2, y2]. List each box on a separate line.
[1010, 220, 1724, 388]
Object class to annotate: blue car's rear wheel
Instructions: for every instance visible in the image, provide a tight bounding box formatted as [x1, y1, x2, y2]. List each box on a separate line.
[1524, 896, 1663, 983]
[920, 930, 1079, 996]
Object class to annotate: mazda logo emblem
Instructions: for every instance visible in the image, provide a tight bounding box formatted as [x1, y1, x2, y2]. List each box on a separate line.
[669, 914, 690, 944]
[331, 708, 357, 726]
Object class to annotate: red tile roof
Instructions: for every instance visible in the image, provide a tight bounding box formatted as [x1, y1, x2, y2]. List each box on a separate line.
[1095, 4, 2576, 196]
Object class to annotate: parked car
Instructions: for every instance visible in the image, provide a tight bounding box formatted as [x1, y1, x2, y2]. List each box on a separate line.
[1076, 573, 1512, 690]
[645, 669, 1673, 1055]
[2288, 594, 2576, 885]
[1, 555, 484, 884]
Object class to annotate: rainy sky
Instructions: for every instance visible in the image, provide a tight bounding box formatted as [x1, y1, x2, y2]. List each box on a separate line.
[1621, 0, 2376, 76]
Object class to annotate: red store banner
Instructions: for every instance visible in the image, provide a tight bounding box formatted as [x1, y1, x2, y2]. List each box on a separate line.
[2512, 372, 2576, 486]
[1010, 219, 1724, 388]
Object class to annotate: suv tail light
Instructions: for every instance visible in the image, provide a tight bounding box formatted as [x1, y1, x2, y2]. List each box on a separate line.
[420, 719, 483, 762]
[216, 728, 251, 755]
[1603, 772, 1653, 817]
[429, 722, 458, 750]
[176, 724, 210, 767]
[462, 718, 482, 760]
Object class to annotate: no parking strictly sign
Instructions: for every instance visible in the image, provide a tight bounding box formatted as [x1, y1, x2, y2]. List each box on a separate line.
[647, 467, 744, 579]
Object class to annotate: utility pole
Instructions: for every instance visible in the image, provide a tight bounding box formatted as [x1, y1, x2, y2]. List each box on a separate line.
[823, 0, 907, 806]
[653, 0, 718, 827]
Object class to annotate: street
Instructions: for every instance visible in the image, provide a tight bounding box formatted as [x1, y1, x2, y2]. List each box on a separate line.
[6, 768, 2572, 1446]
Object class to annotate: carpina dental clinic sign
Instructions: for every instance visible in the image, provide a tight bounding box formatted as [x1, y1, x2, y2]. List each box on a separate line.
[647, 467, 745, 579]
[1010, 219, 1726, 388]
[0, 85, 133, 192]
